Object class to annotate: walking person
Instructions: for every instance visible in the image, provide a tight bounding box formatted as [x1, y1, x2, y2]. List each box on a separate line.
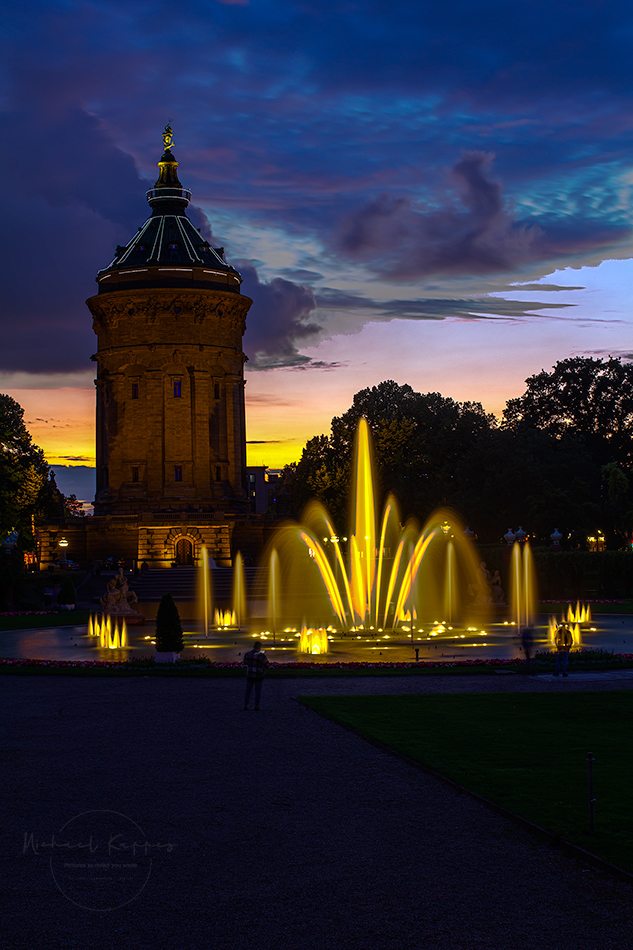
[554, 622, 573, 677]
[242, 640, 270, 710]
[521, 626, 534, 674]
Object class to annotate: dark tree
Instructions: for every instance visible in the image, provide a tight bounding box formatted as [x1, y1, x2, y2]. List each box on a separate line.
[0, 394, 62, 541]
[501, 357, 633, 546]
[289, 380, 496, 528]
[503, 357, 633, 468]
[155, 593, 184, 653]
[64, 494, 84, 518]
[452, 427, 601, 542]
[58, 577, 77, 607]
[0, 394, 66, 607]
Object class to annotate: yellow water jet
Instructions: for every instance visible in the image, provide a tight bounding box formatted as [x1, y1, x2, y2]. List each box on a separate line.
[510, 541, 536, 632]
[198, 544, 213, 638]
[233, 552, 247, 628]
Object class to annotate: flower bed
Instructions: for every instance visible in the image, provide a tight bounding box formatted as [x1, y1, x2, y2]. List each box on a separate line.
[539, 599, 631, 604]
[0, 610, 69, 617]
[2, 653, 632, 675]
[0, 655, 589, 671]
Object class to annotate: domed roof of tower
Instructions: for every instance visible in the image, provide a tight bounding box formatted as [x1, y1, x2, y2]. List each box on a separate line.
[95, 124, 242, 294]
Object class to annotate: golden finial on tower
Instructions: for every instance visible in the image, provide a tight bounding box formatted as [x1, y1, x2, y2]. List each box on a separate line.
[162, 121, 174, 151]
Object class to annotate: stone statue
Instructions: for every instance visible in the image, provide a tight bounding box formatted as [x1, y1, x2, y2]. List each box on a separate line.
[99, 568, 141, 615]
[490, 569, 505, 605]
[468, 561, 493, 605]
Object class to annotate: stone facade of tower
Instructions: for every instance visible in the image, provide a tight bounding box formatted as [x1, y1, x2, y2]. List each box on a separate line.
[38, 127, 262, 569]
[88, 279, 250, 516]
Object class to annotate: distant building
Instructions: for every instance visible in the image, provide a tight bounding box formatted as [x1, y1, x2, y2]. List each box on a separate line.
[246, 467, 283, 515]
[38, 126, 262, 568]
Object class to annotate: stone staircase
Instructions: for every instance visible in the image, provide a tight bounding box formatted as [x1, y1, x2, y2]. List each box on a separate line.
[128, 566, 267, 605]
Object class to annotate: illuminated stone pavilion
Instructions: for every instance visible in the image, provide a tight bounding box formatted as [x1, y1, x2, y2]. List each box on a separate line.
[39, 126, 257, 568]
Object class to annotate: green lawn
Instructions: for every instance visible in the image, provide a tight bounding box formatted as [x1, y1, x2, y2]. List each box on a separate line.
[0, 611, 90, 631]
[301, 691, 633, 873]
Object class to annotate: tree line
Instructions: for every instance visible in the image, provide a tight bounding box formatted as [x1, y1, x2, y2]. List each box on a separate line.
[274, 358, 633, 547]
[0, 394, 80, 602]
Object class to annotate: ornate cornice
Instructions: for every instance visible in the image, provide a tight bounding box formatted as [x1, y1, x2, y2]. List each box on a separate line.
[87, 289, 251, 334]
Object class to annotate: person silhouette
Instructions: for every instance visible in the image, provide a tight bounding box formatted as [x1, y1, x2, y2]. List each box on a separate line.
[521, 626, 534, 674]
[554, 622, 573, 677]
[242, 640, 270, 710]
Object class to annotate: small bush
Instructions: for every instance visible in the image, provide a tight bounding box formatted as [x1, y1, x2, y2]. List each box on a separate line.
[16, 587, 42, 610]
[57, 577, 77, 606]
[155, 593, 184, 653]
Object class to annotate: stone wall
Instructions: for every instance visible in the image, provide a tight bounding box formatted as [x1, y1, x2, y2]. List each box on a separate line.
[38, 514, 236, 569]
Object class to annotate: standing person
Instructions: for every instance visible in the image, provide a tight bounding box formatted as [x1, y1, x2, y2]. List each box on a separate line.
[521, 626, 534, 674]
[554, 622, 573, 677]
[242, 640, 270, 710]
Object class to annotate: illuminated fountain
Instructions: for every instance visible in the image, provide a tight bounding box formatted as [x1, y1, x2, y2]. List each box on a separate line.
[267, 548, 280, 641]
[299, 626, 329, 654]
[509, 540, 536, 633]
[262, 419, 488, 648]
[198, 546, 248, 634]
[567, 601, 592, 625]
[89, 614, 128, 649]
[232, 552, 247, 629]
[547, 602, 591, 646]
[199, 545, 213, 638]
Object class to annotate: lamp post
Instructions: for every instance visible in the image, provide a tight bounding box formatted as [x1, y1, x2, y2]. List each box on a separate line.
[58, 536, 69, 567]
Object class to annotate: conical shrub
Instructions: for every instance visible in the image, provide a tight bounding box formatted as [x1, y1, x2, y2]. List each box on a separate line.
[58, 577, 77, 607]
[155, 593, 184, 653]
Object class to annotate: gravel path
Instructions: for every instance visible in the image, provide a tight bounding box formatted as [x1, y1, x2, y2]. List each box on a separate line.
[2, 671, 632, 949]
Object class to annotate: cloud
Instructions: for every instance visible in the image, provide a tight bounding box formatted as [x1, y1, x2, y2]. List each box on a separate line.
[277, 268, 325, 283]
[314, 287, 575, 322]
[335, 152, 632, 279]
[238, 262, 321, 369]
[0, 99, 153, 374]
[504, 283, 585, 292]
[287, 360, 345, 371]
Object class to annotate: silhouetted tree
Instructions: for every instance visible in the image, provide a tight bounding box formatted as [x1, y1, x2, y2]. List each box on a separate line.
[155, 593, 184, 654]
[503, 357, 633, 468]
[0, 393, 65, 609]
[289, 380, 496, 529]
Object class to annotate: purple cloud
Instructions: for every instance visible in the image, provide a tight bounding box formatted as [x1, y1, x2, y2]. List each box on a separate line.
[238, 262, 321, 369]
[335, 152, 631, 279]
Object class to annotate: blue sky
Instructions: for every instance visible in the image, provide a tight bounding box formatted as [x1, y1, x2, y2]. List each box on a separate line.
[2, 0, 633, 487]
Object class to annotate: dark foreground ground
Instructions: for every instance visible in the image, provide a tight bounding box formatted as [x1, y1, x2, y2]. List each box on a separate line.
[3, 670, 633, 950]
